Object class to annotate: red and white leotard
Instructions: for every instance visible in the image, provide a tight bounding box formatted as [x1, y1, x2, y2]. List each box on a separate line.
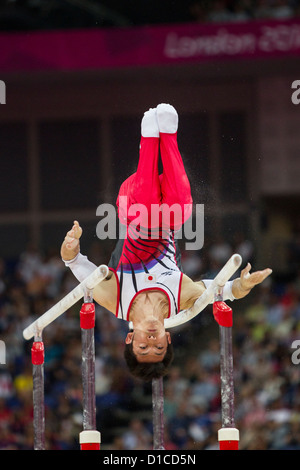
[110, 230, 183, 321]
[109, 129, 192, 321]
[64, 108, 236, 319]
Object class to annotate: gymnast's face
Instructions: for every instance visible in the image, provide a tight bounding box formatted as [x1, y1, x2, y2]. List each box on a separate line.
[127, 290, 171, 361]
[125, 330, 171, 363]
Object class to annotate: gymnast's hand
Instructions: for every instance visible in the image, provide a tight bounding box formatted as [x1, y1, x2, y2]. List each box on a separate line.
[232, 263, 272, 299]
[60, 220, 82, 261]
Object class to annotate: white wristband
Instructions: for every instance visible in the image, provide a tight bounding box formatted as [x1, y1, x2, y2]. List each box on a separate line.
[202, 279, 236, 302]
[63, 252, 98, 283]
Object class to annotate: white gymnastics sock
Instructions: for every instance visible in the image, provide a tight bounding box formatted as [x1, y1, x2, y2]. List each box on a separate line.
[63, 252, 97, 283]
[156, 103, 178, 134]
[141, 107, 159, 137]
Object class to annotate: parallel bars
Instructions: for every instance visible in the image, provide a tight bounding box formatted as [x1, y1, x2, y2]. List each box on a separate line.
[24, 255, 242, 450]
[23, 265, 109, 450]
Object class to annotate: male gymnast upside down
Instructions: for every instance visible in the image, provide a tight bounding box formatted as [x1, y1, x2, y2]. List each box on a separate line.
[61, 103, 272, 381]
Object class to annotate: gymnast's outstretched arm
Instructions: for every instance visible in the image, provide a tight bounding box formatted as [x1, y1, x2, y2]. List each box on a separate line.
[60, 220, 118, 313]
[179, 264, 272, 310]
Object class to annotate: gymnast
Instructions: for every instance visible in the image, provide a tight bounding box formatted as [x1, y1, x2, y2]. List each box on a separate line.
[61, 104, 272, 381]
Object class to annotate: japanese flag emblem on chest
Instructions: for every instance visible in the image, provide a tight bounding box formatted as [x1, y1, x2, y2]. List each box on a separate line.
[144, 273, 157, 283]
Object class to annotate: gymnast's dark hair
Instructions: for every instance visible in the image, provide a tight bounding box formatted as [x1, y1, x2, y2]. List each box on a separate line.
[124, 332, 174, 382]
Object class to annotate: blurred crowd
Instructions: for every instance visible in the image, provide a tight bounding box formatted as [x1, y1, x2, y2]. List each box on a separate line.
[189, 0, 300, 24]
[1, 0, 300, 33]
[0, 229, 299, 450]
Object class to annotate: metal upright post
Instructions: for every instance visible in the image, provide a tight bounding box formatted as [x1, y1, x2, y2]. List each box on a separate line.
[213, 287, 239, 450]
[79, 289, 101, 450]
[152, 377, 165, 450]
[31, 333, 45, 450]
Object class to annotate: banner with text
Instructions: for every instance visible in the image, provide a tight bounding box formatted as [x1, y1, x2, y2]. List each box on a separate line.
[0, 18, 300, 72]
